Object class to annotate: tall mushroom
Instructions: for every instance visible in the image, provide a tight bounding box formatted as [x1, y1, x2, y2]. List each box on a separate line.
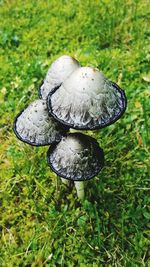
[47, 67, 127, 130]
[13, 99, 68, 146]
[47, 133, 104, 199]
[39, 55, 80, 99]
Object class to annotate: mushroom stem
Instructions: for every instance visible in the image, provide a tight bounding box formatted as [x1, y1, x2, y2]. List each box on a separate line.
[74, 181, 84, 200]
[61, 178, 69, 186]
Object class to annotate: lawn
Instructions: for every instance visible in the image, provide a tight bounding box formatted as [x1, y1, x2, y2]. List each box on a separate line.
[0, 0, 149, 266]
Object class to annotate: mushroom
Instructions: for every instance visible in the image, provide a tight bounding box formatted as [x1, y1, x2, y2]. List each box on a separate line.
[13, 99, 68, 146]
[13, 57, 127, 200]
[47, 133, 104, 199]
[47, 67, 127, 130]
[39, 55, 80, 99]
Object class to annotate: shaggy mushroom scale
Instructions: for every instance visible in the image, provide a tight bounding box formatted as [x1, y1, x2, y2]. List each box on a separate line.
[14, 99, 68, 146]
[47, 133, 104, 181]
[47, 67, 127, 129]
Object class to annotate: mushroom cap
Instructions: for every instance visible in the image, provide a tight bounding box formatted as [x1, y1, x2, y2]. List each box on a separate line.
[47, 67, 127, 130]
[39, 55, 80, 99]
[13, 99, 68, 146]
[47, 133, 104, 181]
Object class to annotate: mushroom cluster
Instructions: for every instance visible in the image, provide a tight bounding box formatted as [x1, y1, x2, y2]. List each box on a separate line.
[14, 55, 127, 200]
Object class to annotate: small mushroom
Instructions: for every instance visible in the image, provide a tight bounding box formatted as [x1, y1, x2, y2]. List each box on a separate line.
[47, 133, 104, 199]
[47, 67, 127, 130]
[13, 99, 68, 146]
[39, 55, 80, 99]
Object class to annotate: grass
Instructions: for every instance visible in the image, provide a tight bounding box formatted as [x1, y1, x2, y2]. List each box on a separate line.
[0, 0, 149, 266]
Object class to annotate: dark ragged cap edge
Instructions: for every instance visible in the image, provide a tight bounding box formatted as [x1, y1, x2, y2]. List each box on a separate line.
[13, 108, 69, 147]
[38, 79, 62, 100]
[47, 132, 105, 181]
[47, 82, 127, 130]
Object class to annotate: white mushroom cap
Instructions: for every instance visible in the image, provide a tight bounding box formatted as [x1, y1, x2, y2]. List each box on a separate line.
[13, 99, 68, 146]
[47, 67, 127, 129]
[39, 55, 80, 99]
[47, 133, 104, 181]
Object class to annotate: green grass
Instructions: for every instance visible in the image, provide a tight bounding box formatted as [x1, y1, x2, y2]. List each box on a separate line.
[0, 0, 149, 266]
